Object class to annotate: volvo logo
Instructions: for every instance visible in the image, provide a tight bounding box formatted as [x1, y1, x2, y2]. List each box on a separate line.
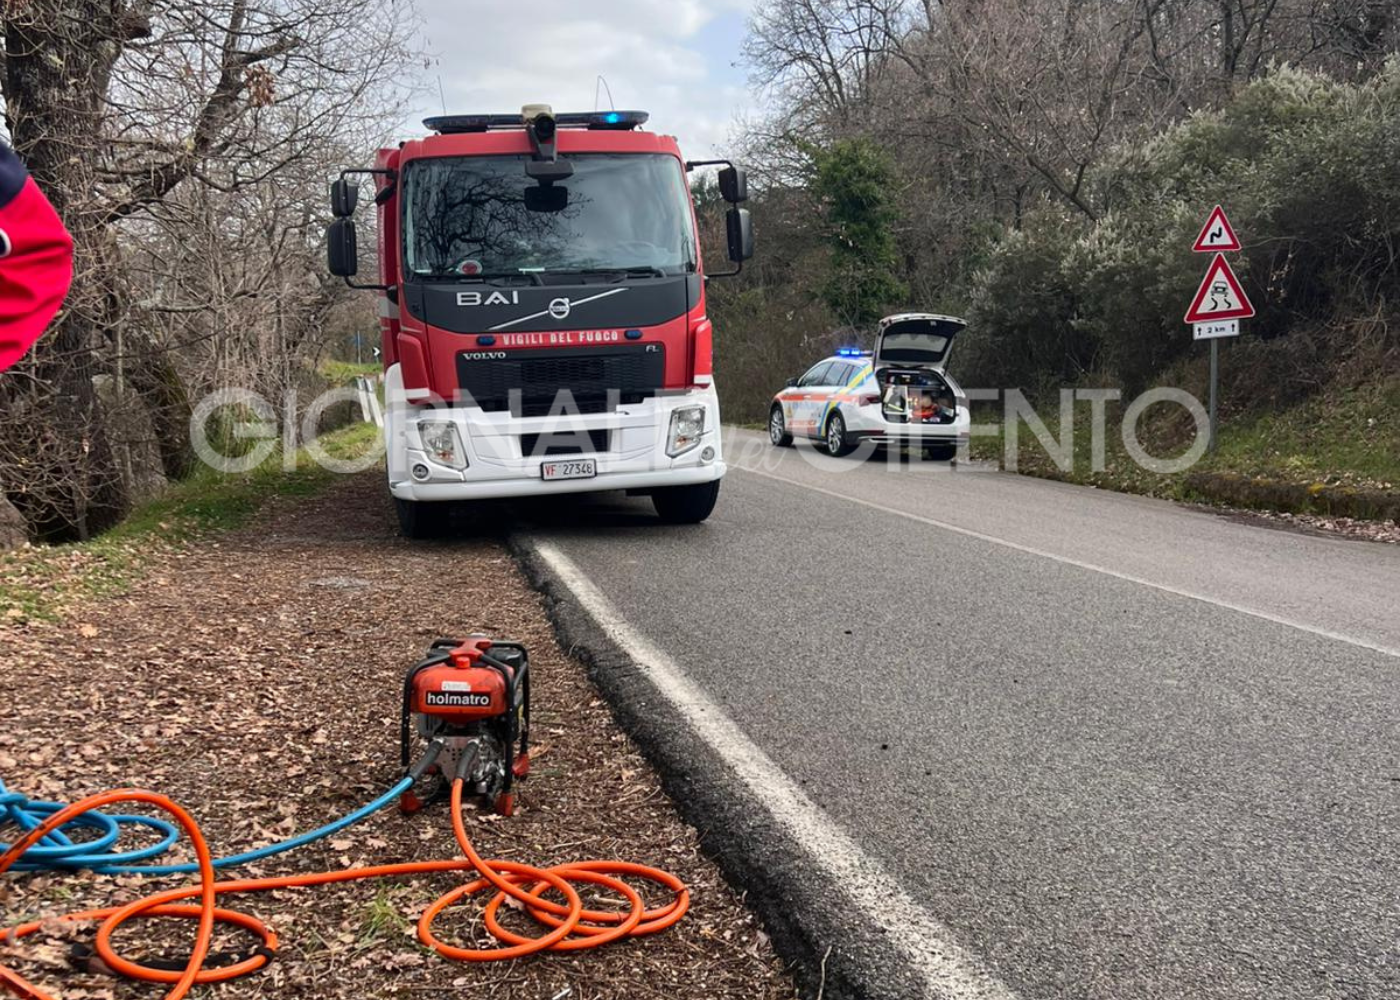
[461, 351, 507, 360]
[548, 298, 571, 320]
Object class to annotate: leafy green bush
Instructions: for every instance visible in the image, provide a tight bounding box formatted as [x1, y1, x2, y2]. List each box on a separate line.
[961, 209, 1087, 391]
[961, 62, 1400, 395]
[808, 138, 908, 327]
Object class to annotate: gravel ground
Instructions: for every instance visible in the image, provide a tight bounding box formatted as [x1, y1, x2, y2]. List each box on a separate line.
[0, 473, 798, 1000]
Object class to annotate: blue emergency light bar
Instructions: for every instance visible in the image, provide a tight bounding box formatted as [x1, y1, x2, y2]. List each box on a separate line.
[836, 347, 869, 357]
[423, 111, 649, 134]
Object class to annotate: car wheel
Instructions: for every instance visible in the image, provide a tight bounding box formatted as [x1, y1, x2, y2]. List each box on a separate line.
[769, 405, 794, 447]
[824, 412, 854, 457]
[652, 479, 721, 524]
[925, 443, 957, 462]
[395, 497, 450, 539]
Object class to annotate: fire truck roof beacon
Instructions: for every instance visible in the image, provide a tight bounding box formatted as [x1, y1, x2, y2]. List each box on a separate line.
[422, 110, 649, 134]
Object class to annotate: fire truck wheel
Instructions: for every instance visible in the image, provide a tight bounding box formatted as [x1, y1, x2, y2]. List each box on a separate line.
[925, 443, 957, 462]
[395, 497, 450, 539]
[768, 405, 793, 447]
[651, 479, 721, 524]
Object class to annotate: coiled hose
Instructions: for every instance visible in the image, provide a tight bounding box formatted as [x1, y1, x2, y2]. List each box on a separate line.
[0, 776, 413, 875]
[0, 776, 688, 1000]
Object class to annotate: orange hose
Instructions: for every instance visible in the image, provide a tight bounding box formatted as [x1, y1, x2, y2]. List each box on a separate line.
[0, 780, 689, 1000]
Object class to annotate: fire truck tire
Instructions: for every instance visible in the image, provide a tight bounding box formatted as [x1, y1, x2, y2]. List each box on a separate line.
[925, 443, 957, 462]
[651, 479, 720, 524]
[768, 405, 793, 447]
[395, 498, 449, 539]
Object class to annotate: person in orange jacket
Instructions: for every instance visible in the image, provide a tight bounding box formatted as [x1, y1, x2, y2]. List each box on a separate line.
[0, 141, 74, 372]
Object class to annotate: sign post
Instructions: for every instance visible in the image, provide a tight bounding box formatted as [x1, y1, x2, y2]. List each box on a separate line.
[1187, 209, 1252, 452]
[1210, 339, 1218, 454]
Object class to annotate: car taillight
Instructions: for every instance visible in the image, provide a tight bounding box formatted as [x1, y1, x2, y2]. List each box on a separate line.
[859, 394, 880, 406]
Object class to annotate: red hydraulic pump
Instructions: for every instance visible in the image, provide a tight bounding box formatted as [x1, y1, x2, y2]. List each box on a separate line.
[399, 636, 530, 816]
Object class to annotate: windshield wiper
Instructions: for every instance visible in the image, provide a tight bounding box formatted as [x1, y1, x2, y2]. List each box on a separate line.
[420, 271, 544, 286]
[544, 266, 670, 281]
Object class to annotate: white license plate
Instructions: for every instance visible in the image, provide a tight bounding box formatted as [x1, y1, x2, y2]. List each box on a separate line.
[541, 459, 597, 481]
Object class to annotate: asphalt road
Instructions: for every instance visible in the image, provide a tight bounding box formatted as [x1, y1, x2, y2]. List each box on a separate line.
[515, 428, 1400, 1000]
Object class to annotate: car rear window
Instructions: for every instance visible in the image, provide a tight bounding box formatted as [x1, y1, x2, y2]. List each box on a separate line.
[880, 331, 950, 364]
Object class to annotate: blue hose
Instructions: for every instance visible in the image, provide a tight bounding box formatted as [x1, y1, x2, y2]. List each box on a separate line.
[0, 776, 412, 875]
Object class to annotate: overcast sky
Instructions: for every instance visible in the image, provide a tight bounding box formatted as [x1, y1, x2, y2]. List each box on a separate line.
[404, 0, 757, 159]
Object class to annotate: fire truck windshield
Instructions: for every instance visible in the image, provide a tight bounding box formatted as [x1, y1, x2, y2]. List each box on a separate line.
[402, 154, 698, 280]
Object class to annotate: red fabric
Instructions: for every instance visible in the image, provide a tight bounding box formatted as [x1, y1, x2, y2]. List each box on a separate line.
[0, 177, 75, 372]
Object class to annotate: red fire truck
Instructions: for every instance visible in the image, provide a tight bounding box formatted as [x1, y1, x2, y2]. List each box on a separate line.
[326, 104, 753, 537]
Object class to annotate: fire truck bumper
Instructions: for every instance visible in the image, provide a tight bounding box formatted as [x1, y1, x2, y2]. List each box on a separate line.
[390, 462, 723, 501]
[385, 376, 725, 502]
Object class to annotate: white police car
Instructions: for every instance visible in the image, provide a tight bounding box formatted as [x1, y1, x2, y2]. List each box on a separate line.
[768, 313, 971, 459]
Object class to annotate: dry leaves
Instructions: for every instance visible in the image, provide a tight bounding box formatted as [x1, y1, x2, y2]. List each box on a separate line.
[0, 473, 796, 1000]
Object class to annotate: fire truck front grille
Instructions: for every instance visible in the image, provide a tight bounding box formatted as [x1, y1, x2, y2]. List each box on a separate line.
[519, 356, 607, 384]
[456, 344, 665, 415]
[516, 397, 611, 417]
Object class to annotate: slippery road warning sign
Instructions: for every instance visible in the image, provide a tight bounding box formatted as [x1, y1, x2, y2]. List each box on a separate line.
[1192, 205, 1241, 253]
[1184, 253, 1254, 324]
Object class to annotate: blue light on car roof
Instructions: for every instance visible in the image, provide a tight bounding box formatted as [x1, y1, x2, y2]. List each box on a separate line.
[836, 347, 865, 357]
[603, 112, 622, 124]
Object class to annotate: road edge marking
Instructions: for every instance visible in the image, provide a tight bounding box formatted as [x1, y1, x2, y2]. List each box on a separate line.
[734, 460, 1400, 661]
[531, 538, 1020, 1000]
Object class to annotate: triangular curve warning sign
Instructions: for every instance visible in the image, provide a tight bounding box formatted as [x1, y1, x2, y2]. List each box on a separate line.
[1193, 205, 1241, 252]
[1185, 254, 1255, 323]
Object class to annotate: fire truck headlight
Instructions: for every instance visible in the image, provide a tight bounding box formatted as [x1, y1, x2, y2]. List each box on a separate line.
[666, 406, 705, 457]
[418, 420, 467, 469]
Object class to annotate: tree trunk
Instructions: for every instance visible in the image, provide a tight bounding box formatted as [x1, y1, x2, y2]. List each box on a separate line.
[0, 483, 29, 548]
[125, 334, 196, 480]
[2, 1, 135, 538]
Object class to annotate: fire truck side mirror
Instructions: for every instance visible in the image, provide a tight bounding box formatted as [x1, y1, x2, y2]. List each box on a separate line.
[327, 218, 358, 277]
[725, 207, 754, 263]
[718, 165, 748, 203]
[330, 178, 359, 218]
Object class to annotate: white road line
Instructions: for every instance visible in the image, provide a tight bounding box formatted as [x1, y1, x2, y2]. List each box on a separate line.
[734, 460, 1400, 661]
[532, 540, 1019, 1000]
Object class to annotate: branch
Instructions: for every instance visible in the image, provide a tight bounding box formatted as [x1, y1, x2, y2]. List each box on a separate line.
[102, 1, 300, 223]
[1026, 153, 1099, 220]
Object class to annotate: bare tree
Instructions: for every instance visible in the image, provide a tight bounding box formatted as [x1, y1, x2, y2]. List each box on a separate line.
[0, 0, 417, 538]
[742, 0, 1396, 220]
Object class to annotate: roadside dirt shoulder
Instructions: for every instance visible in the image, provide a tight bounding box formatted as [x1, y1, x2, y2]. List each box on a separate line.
[1, 472, 796, 1000]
